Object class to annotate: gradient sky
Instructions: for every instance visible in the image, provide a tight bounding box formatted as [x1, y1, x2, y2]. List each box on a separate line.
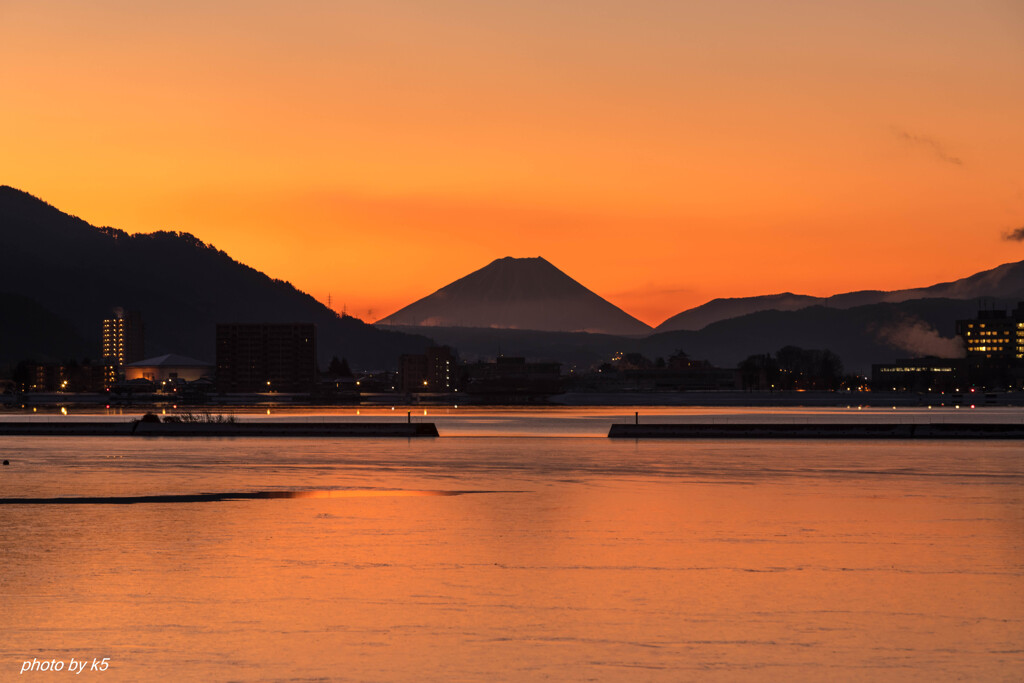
[3, 0, 1023, 326]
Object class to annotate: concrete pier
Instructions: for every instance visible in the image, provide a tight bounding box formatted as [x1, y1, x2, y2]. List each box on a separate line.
[0, 421, 439, 437]
[608, 423, 1024, 439]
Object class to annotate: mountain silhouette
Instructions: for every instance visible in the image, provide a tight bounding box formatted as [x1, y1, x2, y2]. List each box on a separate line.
[657, 261, 1024, 331]
[406, 296, 979, 373]
[643, 297, 979, 372]
[3, 186, 1014, 375]
[376, 256, 652, 335]
[0, 186, 430, 369]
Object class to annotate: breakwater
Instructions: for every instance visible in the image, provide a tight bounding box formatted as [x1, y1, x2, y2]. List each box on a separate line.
[0, 421, 439, 437]
[608, 422, 1024, 439]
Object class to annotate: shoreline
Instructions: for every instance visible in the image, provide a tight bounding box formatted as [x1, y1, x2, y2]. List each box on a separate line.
[3, 389, 1023, 410]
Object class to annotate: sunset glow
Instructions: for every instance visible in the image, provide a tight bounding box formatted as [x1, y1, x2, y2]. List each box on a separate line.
[3, 0, 1022, 324]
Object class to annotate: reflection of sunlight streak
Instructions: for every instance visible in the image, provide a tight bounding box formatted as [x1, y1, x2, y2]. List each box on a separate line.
[0, 489, 516, 505]
[288, 489, 466, 499]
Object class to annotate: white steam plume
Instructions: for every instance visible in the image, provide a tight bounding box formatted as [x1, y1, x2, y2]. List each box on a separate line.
[873, 316, 966, 358]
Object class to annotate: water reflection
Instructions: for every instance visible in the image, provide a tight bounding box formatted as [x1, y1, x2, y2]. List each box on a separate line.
[0, 488, 506, 505]
[1, 430, 1021, 680]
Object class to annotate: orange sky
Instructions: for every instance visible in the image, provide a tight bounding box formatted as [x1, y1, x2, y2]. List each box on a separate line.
[2, 0, 1023, 326]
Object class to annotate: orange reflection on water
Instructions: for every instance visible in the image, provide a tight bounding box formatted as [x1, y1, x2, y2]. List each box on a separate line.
[285, 489, 474, 499]
[1, 438, 1021, 680]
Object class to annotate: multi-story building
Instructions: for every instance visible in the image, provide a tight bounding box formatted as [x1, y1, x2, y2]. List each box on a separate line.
[398, 353, 429, 392]
[957, 304, 1023, 362]
[15, 361, 109, 392]
[956, 303, 1024, 388]
[215, 323, 317, 393]
[31, 362, 64, 392]
[426, 346, 457, 391]
[398, 346, 458, 392]
[101, 309, 144, 371]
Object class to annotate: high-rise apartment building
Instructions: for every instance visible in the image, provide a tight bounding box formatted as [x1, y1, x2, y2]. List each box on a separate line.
[215, 323, 317, 393]
[101, 309, 145, 377]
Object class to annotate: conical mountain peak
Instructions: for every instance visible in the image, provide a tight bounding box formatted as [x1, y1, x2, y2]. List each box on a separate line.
[377, 257, 652, 335]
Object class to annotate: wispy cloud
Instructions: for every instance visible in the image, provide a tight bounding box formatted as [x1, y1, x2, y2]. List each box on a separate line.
[1004, 227, 1024, 242]
[892, 127, 963, 166]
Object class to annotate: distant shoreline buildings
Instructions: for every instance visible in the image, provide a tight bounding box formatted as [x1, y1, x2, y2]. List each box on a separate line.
[3, 302, 1024, 402]
[872, 302, 1024, 391]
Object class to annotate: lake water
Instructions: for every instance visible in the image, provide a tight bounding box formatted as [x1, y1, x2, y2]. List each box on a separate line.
[1, 408, 1022, 680]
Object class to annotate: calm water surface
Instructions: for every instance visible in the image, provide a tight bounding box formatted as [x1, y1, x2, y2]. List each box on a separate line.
[1, 409, 1022, 680]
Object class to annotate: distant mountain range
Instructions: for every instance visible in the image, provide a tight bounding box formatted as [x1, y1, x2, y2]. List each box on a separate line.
[3, 186, 1018, 374]
[377, 254, 1022, 372]
[657, 260, 1024, 331]
[379, 254, 1024, 337]
[643, 297, 982, 372]
[379, 298, 984, 373]
[0, 186, 430, 368]
[376, 256, 652, 336]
